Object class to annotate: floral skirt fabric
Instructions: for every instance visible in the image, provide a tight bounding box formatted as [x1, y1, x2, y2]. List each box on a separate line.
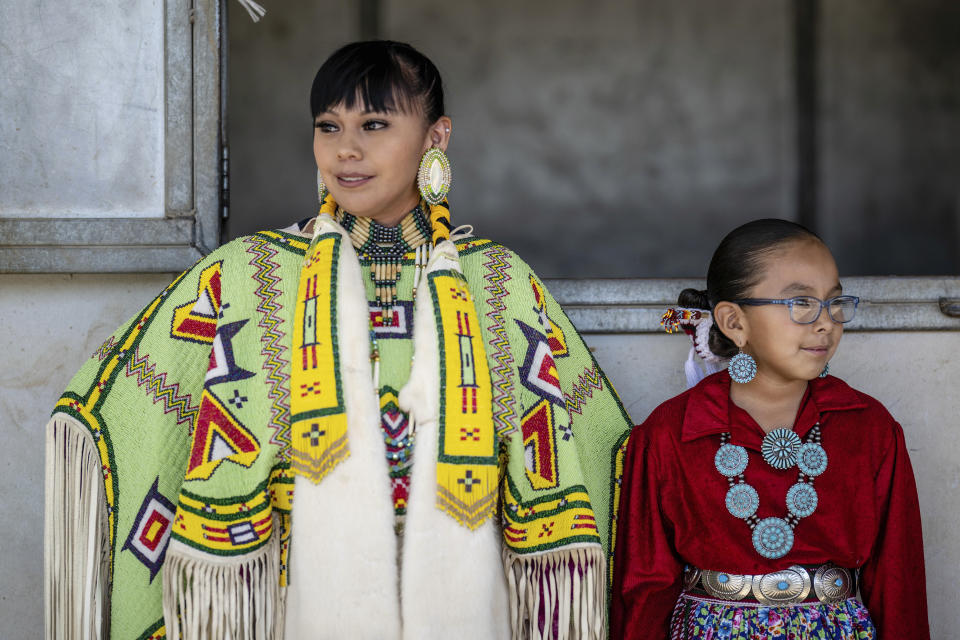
[669, 594, 877, 640]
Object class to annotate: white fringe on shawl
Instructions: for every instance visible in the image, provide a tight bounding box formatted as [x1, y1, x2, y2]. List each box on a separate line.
[44, 414, 110, 640]
[163, 533, 283, 640]
[503, 544, 607, 640]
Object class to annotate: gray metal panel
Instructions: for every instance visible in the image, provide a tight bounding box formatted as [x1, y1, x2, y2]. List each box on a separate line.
[0, 246, 203, 273]
[166, 0, 195, 214]
[0, 218, 194, 246]
[545, 277, 960, 333]
[193, 0, 223, 254]
[0, 0, 221, 274]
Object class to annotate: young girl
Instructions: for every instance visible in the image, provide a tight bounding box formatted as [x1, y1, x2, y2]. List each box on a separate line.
[611, 219, 929, 639]
[45, 41, 631, 638]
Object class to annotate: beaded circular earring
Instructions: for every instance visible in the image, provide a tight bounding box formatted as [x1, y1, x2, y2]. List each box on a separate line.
[728, 350, 757, 384]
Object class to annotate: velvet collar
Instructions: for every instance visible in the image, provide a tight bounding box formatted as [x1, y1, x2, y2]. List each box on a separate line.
[680, 370, 867, 451]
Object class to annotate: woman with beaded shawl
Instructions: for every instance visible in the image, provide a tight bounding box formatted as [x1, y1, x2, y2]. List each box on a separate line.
[45, 40, 632, 639]
[611, 219, 929, 638]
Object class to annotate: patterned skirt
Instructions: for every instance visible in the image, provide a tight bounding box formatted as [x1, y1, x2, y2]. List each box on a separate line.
[669, 594, 877, 640]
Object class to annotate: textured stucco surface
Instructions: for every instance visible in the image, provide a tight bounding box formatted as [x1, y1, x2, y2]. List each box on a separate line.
[0, 275, 173, 638]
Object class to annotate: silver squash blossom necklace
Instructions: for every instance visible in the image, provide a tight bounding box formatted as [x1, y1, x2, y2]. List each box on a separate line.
[714, 426, 828, 559]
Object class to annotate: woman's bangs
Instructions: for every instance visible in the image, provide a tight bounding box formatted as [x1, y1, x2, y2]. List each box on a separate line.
[312, 58, 419, 117]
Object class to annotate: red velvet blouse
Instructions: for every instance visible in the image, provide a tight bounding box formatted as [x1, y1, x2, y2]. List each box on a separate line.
[610, 371, 929, 639]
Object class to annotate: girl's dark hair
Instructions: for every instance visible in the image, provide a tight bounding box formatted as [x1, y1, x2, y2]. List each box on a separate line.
[310, 40, 445, 123]
[679, 218, 822, 357]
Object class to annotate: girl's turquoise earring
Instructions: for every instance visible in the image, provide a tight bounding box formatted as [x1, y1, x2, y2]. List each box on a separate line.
[819, 363, 829, 378]
[729, 350, 757, 384]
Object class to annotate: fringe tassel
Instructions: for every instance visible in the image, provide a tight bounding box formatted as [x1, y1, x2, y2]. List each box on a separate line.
[503, 545, 606, 640]
[44, 414, 110, 640]
[684, 346, 704, 389]
[162, 529, 283, 640]
[236, 0, 266, 22]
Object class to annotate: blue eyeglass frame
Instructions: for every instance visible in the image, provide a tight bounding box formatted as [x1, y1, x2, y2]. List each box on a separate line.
[731, 295, 860, 324]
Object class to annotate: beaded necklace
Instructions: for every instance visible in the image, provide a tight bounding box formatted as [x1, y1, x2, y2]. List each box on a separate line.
[337, 204, 432, 324]
[714, 425, 828, 559]
[336, 205, 430, 516]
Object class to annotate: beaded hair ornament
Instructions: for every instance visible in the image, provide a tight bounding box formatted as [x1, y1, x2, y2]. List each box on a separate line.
[660, 307, 729, 388]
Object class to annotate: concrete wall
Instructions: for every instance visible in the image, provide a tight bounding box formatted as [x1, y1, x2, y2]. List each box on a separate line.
[820, 0, 960, 276]
[0, 275, 174, 638]
[226, 0, 959, 277]
[2, 278, 958, 636]
[226, 0, 794, 277]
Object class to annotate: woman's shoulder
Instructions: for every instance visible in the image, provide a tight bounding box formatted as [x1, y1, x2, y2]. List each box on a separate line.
[455, 237, 542, 294]
[454, 236, 528, 267]
[209, 227, 312, 261]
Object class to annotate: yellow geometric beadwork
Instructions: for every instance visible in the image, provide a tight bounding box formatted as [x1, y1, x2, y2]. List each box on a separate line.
[175, 486, 274, 553]
[502, 477, 599, 552]
[171, 262, 222, 344]
[431, 270, 498, 530]
[530, 274, 568, 357]
[289, 233, 350, 482]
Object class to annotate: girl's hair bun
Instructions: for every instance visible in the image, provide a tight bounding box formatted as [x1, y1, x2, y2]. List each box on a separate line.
[677, 288, 710, 310]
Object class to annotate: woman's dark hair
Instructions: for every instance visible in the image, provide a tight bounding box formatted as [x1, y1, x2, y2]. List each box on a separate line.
[679, 218, 822, 357]
[310, 41, 444, 123]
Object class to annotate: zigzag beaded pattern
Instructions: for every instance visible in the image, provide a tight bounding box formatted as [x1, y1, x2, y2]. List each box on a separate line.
[564, 364, 604, 418]
[482, 245, 518, 437]
[244, 234, 294, 454]
[125, 346, 199, 428]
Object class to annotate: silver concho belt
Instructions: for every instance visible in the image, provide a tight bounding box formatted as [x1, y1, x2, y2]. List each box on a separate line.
[683, 563, 857, 606]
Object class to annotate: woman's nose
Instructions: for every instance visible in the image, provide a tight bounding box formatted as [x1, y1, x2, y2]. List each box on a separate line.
[337, 131, 362, 161]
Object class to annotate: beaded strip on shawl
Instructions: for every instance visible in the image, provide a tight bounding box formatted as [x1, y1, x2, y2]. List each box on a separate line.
[291, 194, 497, 529]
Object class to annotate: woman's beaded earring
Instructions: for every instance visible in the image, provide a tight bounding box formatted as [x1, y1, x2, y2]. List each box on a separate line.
[729, 350, 757, 384]
[417, 147, 451, 205]
[317, 169, 327, 204]
[819, 363, 829, 378]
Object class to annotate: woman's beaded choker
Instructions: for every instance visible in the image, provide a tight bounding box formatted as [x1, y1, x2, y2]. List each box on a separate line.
[337, 204, 432, 323]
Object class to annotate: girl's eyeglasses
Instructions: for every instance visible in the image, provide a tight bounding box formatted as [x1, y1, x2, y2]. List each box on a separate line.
[731, 295, 860, 324]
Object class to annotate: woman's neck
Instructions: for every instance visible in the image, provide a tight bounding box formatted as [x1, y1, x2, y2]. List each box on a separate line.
[360, 193, 422, 228]
[729, 374, 809, 434]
